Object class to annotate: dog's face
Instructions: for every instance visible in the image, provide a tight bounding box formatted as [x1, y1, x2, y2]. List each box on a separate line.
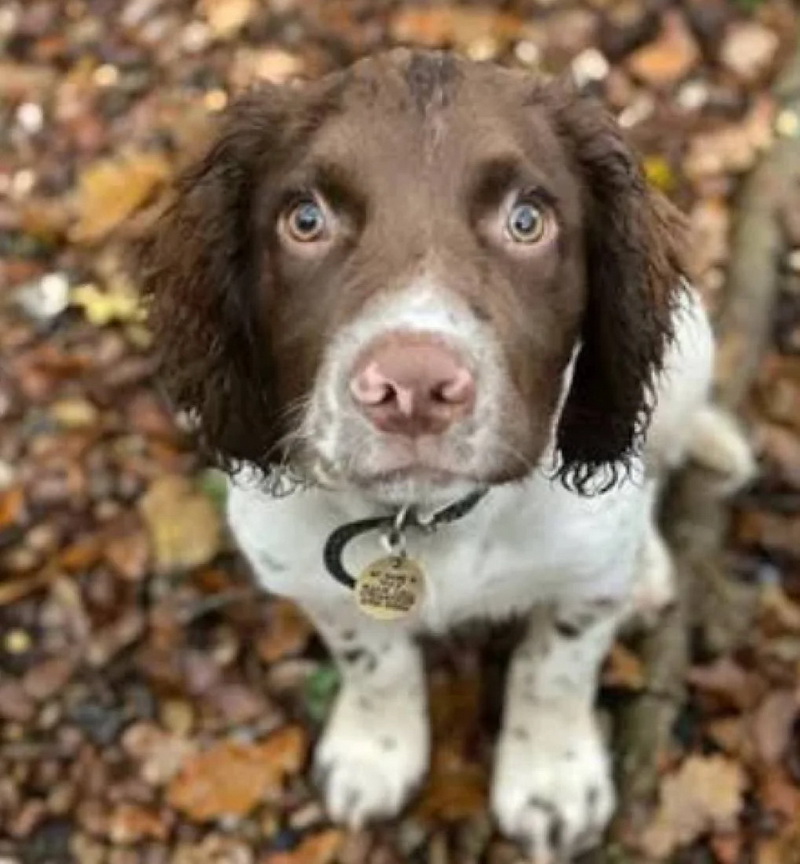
[139, 50, 685, 503]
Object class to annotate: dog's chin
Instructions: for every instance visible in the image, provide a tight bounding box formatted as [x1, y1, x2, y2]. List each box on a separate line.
[350, 467, 483, 508]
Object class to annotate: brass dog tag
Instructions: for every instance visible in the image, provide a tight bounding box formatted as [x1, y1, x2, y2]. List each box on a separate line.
[355, 555, 425, 620]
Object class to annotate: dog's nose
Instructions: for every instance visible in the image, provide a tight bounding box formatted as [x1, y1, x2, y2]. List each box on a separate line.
[350, 338, 475, 436]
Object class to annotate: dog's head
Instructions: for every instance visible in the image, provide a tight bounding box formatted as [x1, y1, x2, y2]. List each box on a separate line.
[138, 49, 686, 504]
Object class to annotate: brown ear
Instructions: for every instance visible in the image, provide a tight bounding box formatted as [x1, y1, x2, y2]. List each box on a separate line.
[545, 86, 687, 492]
[134, 91, 284, 471]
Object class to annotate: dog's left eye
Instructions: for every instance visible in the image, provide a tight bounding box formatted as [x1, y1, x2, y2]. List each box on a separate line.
[507, 201, 546, 244]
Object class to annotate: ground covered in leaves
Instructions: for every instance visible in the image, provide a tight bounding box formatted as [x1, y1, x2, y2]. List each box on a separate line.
[2, 1, 800, 862]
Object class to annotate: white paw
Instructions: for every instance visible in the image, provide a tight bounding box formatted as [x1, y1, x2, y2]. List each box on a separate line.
[492, 716, 615, 863]
[315, 683, 428, 827]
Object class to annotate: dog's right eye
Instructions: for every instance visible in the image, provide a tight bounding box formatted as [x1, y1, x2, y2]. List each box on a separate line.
[284, 196, 328, 243]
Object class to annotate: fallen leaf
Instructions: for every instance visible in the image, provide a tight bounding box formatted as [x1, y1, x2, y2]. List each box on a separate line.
[390, 7, 533, 52]
[414, 757, 487, 823]
[70, 150, 171, 245]
[644, 155, 677, 193]
[603, 642, 646, 690]
[687, 656, 761, 711]
[107, 803, 169, 844]
[720, 21, 779, 84]
[139, 475, 222, 574]
[641, 755, 747, 858]
[104, 526, 150, 581]
[167, 726, 307, 821]
[202, 0, 255, 38]
[122, 722, 196, 787]
[263, 829, 344, 864]
[627, 11, 699, 88]
[49, 398, 99, 429]
[750, 689, 799, 765]
[70, 281, 146, 327]
[0, 486, 26, 531]
[258, 599, 314, 664]
[685, 96, 775, 180]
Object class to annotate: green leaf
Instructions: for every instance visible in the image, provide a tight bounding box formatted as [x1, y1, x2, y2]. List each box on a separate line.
[304, 663, 340, 724]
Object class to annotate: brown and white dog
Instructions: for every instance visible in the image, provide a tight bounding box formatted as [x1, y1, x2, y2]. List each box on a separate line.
[138, 50, 753, 862]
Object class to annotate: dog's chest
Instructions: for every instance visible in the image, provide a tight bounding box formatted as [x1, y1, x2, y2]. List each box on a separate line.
[228, 476, 648, 632]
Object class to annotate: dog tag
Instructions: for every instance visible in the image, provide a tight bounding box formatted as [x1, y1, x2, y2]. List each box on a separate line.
[355, 555, 425, 620]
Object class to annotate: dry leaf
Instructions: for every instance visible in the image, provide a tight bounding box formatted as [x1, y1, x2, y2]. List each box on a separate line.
[414, 757, 487, 822]
[108, 803, 169, 844]
[104, 526, 151, 581]
[720, 21, 779, 84]
[641, 755, 747, 858]
[627, 11, 699, 88]
[70, 150, 171, 245]
[687, 656, 761, 711]
[390, 7, 533, 52]
[263, 829, 344, 864]
[685, 96, 775, 180]
[202, 0, 255, 38]
[139, 475, 222, 574]
[167, 726, 307, 821]
[603, 642, 645, 690]
[257, 599, 314, 664]
[750, 689, 799, 765]
[70, 281, 146, 327]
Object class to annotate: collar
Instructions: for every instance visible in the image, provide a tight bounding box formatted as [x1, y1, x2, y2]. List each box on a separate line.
[322, 488, 489, 590]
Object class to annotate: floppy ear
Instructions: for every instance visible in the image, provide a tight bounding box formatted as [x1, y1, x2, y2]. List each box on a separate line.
[134, 91, 283, 471]
[545, 86, 688, 492]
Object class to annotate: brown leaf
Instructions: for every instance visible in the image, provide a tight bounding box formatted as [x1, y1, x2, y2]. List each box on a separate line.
[257, 599, 314, 664]
[758, 767, 800, 823]
[107, 803, 169, 844]
[720, 21, 779, 84]
[104, 527, 150, 582]
[750, 689, 799, 765]
[390, 7, 533, 52]
[70, 150, 171, 245]
[687, 657, 761, 711]
[139, 475, 222, 574]
[414, 757, 487, 823]
[202, 0, 255, 37]
[627, 11, 699, 88]
[603, 642, 645, 690]
[641, 755, 747, 858]
[0, 486, 26, 531]
[263, 829, 345, 864]
[167, 726, 307, 821]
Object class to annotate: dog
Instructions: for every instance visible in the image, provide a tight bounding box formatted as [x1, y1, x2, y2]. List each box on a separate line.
[138, 49, 754, 861]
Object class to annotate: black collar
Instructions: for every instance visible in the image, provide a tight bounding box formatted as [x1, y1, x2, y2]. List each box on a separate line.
[322, 488, 489, 590]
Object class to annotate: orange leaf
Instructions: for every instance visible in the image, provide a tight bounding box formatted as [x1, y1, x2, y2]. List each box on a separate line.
[167, 726, 307, 821]
[263, 829, 344, 864]
[257, 599, 313, 664]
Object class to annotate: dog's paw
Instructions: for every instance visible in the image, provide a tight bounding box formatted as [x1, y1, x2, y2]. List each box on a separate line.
[314, 684, 428, 827]
[492, 717, 615, 863]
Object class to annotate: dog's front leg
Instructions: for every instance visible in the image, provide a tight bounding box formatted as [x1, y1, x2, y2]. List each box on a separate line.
[492, 600, 623, 863]
[306, 604, 429, 827]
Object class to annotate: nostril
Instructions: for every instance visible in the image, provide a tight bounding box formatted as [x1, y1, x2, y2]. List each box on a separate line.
[435, 369, 475, 405]
[350, 364, 394, 407]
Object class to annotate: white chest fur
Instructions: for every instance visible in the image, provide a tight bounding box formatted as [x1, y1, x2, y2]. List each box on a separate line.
[227, 471, 651, 633]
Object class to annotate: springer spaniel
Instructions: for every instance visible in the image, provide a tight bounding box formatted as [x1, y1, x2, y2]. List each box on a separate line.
[138, 50, 753, 861]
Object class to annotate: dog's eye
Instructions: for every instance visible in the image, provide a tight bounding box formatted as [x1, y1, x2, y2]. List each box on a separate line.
[285, 197, 327, 242]
[507, 201, 546, 244]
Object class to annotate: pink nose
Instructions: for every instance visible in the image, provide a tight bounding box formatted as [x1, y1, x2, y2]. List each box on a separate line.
[350, 337, 476, 436]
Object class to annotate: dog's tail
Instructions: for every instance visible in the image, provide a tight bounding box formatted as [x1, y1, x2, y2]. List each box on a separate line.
[684, 403, 757, 494]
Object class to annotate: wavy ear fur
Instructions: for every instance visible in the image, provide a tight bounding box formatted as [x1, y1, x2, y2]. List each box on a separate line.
[543, 85, 688, 492]
[134, 91, 287, 470]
